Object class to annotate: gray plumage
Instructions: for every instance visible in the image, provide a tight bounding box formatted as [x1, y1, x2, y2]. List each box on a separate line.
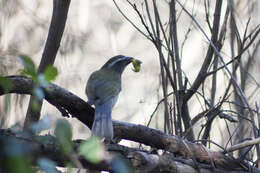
[86, 55, 133, 140]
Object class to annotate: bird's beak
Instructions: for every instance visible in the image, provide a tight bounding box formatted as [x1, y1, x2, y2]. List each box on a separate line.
[133, 58, 142, 64]
[124, 56, 134, 63]
[125, 56, 142, 64]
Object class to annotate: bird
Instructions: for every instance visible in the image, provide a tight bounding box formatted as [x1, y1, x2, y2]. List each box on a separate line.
[85, 55, 140, 140]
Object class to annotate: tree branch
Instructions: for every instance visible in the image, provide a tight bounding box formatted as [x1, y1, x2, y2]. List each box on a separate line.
[24, 0, 71, 129]
[183, 0, 223, 102]
[0, 75, 257, 171]
[1, 129, 258, 173]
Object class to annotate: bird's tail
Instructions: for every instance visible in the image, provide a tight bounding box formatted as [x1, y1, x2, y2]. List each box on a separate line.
[91, 104, 113, 140]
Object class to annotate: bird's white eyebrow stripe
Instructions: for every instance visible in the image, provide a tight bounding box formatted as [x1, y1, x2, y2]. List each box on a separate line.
[107, 56, 129, 68]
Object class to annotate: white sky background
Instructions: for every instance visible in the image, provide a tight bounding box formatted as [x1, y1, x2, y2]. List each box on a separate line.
[0, 0, 259, 146]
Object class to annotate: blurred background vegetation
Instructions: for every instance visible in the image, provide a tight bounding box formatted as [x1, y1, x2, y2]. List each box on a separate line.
[0, 0, 155, 139]
[0, 0, 260, 164]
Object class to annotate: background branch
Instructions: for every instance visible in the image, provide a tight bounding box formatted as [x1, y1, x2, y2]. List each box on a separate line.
[24, 0, 71, 129]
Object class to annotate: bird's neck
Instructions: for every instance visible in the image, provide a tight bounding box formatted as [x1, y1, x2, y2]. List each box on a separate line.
[99, 68, 122, 80]
[101, 67, 125, 76]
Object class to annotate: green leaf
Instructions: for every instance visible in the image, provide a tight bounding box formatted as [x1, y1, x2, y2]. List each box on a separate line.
[30, 115, 51, 134]
[6, 156, 33, 173]
[19, 54, 37, 81]
[31, 99, 41, 111]
[54, 119, 73, 155]
[38, 74, 49, 88]
[33, 87, 45, 100]
[37, 158, 59, 173]
[79, 137, 105, 164]
[0, 76, 12, 92]
[111, 156, 134, 173]
[3, 137, 34, 173]
[44, 65, 58, 82]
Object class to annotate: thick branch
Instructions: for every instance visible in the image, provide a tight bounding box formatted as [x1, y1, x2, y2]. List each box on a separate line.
[3, 75, 94, 128]
[0, 129, 257, 173]
[0, 75, 256, 171]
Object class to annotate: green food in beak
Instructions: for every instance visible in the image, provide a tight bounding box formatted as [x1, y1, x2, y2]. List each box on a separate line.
[132, 59, 142, 72]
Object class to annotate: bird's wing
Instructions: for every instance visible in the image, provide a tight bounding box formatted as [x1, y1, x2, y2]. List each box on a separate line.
[86, 70, 121, 106]
[86, 71, 98, 103]
[95, 79, 120, 106]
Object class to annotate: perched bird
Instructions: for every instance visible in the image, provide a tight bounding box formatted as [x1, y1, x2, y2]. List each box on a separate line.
[86, 55, 141, 140]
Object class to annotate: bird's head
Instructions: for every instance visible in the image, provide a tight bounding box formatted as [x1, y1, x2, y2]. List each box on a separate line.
[101, 55, 136, 74]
